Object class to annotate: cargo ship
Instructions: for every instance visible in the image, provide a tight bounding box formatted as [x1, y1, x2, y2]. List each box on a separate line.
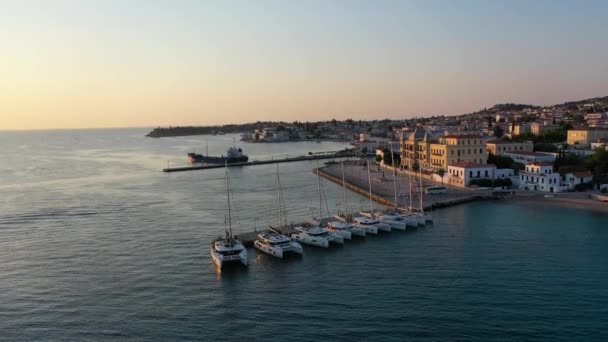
[188, 146, 249, 164]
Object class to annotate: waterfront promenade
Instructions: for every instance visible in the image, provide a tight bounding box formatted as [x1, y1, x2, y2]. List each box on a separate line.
[318, 161, 499, 210]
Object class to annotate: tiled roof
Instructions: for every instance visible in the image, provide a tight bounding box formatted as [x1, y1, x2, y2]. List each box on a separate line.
[569, 171, 593, 177]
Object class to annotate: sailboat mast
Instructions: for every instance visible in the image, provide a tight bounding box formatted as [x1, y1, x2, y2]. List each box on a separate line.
[276, 164, 282, 228]
[419, 168, 424, 213]
[341, 161, 348, 216]
[408, 165, 413, 210]
[225, 162, 233, 239]
[366, 159, 373, 214]
[390, 148, 398, 209]
[316, 161, 322, 219]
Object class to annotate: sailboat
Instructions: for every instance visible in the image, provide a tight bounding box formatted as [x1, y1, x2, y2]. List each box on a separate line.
[356, 159, 390, 232]
[254, 165, 303, 258]
[417, 168, 433, 223]
[328, 161, 365, 238]
[366, 148, 414, 230]
[291, 162, 344, 246]
[210, 163, 248, 268]
[397, 162, 425, 226]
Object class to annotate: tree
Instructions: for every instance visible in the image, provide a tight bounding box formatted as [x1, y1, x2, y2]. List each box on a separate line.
[437, 168, 446, 185]
[412, 161, 420, 172]
[534, 143, 558, 153]
[487, 153, 515, 169]
[493, 126, 504, 138]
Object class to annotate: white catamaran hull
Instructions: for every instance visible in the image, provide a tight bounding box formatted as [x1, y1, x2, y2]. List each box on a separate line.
[254, 241, 304, 258]
[210, 247, 248, 268]
[382, 219, 407, 230]
[375, 222, 391, 232]
[350, 227, 366, 237]
[291, 233, 329, 248]
[355, 224, 378, 235]
[330, 229, 353, 240]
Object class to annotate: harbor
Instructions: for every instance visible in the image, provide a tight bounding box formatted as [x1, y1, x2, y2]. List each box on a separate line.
[228, 161, 514, 247]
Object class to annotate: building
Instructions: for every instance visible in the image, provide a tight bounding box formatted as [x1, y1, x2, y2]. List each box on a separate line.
[518, 162, 561, 193]
[567, 128, 608, 146]
[447, 162, 514, 187]
[530, 122, 559, 136]
[591, 138, 608, 150]
[562, 171, 593, 190]
[486, 140, 533, 156]
[503, 151, 555, 164]
[400, 130, 489, 171]
[510, 123, 530, 136]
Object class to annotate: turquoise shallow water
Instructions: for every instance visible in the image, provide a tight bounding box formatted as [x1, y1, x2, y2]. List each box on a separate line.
[1, 128, 607, 341]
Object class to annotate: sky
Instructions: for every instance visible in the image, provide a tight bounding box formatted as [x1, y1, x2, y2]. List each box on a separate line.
[1, 0, 607, 130]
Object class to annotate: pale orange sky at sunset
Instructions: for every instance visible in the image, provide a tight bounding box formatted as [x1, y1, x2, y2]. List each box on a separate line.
[2, 1, 607, 130]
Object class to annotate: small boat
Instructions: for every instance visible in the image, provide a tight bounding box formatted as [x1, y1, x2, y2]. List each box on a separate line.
[254, 231, 303, 258]
[352, 216, 380, 234]
[255, 165, 304, 258]
[291, 225, 344, 247]
[210, 163, 248, 268]
[375, 212, 408, 230]
[188, 146, 248, 164]
[326, 220, 356, 239]
[211, 232, 248, 268]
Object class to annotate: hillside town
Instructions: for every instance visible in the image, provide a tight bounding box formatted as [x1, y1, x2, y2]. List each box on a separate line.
[240, 96, 608, 194]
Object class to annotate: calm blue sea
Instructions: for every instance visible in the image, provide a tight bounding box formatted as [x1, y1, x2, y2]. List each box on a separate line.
[1, 128, 607, 341]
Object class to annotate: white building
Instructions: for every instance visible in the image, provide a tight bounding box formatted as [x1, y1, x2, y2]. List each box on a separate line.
[503, 151, 556, 164]
[591, 138, 608, 150]
[447, 162, 514, 187]
[562, 171, 593, 190]
[518, 162, 560, 193]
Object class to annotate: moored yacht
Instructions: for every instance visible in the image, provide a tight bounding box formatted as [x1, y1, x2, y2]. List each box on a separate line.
[210, 162, 248, 268]
[291, 224, 344, 247]
[375, 212, 408, 230]
[352, 216, 379, 234]
[255, 164, 304, 258]
[254, 231, 303, 258]
[327, 220, 357, 239]
[211, 231, 248, 268]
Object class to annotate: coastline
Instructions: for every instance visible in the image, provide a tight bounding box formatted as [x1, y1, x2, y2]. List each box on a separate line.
[513, 192, 608, 214]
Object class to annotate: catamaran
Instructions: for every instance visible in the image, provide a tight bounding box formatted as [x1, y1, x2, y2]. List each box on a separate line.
[356, 159, 391, 233]
[330, 161, 366, 237]
[210, 163, 248, 268]
[377, 148, 417, 229]
[254, 165, 303, 258]
[291, 162, 344, 246]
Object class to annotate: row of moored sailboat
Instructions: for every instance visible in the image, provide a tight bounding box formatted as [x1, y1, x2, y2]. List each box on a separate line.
[211, 153, 432, 269]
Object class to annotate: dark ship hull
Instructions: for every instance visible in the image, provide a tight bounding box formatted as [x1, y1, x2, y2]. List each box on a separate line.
[188, 153, 249, 164]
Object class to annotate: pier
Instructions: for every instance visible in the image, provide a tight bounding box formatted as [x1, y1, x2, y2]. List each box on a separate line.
[162, 150, 357, 172]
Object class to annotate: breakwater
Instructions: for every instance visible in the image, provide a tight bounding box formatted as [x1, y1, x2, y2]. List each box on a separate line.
[162, 151, 357, 172]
